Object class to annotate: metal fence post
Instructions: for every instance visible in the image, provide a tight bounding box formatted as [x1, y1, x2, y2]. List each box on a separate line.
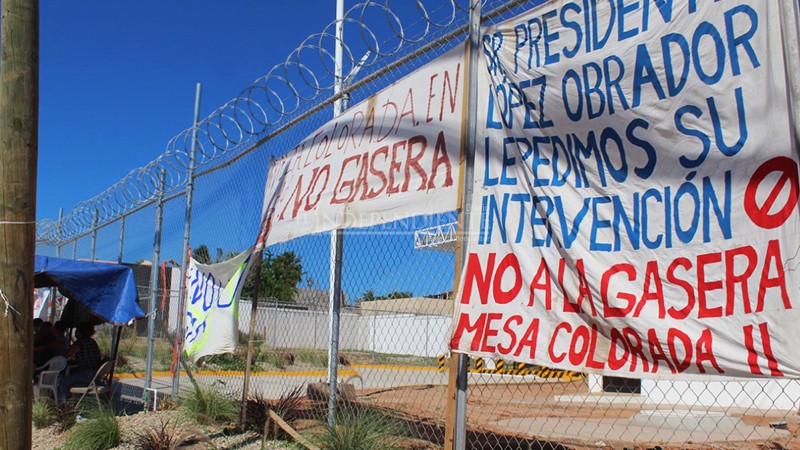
[55, 208, 63, 258]
[240, 250, 264, 427]
[145, 169, 167, 392]
[118, 215, 125, 264]
[172, 82, 203, 397]
[90, 208, 99, 261]
[326, 0, 346, 428]
[51, 209, 64, 322]
[108, 215, 127, 385]
[445, 0, 481, 448]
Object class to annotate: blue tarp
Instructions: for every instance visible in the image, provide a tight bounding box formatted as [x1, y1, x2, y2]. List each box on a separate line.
[34, 255, 144, 325]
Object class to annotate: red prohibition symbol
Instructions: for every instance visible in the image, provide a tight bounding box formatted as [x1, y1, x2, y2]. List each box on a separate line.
[744, 156, 799, 229]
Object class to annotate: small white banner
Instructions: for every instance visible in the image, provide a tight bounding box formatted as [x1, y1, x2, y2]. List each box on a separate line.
[184, 248, 253, 363]
[33, 288, 52, 320]
[258, 43, 466, 247]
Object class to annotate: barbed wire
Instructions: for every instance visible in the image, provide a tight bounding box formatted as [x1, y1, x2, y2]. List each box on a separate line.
[37, 0, 479, 244]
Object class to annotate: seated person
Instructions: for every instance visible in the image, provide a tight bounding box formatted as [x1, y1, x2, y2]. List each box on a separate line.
[57, 321, 101, 401]
[33, 321, 69, 369]
[51, 321, 69, 356]
[33, 321, 55, 367]
[32, 318, 43, 336]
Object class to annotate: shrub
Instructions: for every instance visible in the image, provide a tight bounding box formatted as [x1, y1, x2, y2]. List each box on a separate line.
[260, 350, 294, 369]
[244, 386, 305, 432]
[158, 394, 179, 411]
[114, 354, 135, 374]
[54, 402, 81, 433]
[61, 406, 120, 450]
[134, 418, 211, 450]
[203, 353, 248, 371]
[314, 410, 405, 450]
[181, 384, 238, 425]
[97, 339, 113, 358]
[32, 398, 55, 429]
[156, 345, 174, 370]
[295, 349, 328, 367]
[119, 330, 137, 356]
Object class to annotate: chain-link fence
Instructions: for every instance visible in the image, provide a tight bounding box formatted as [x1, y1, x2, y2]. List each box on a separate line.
[35, 0, 800, 448]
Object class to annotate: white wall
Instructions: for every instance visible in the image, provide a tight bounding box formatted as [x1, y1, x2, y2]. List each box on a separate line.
[237, 301, 451, 357]
[167, 267, 181, 332]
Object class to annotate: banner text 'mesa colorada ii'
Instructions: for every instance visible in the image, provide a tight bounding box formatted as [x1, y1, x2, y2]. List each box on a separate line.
[451, 0, 800, 379]
[258, 43, 466, 247]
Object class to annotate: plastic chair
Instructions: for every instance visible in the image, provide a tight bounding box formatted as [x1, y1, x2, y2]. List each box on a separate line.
[69, 361, 114, 407]
[33, 356, 68, 403]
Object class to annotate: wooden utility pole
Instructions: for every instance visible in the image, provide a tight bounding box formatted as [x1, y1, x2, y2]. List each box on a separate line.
[0, 0, 39, 448]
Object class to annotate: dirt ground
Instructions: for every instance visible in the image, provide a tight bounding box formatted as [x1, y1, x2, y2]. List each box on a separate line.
[32, 409, 293, 450]
[357, 378, 800, 449]
[32, 376, 800, 449]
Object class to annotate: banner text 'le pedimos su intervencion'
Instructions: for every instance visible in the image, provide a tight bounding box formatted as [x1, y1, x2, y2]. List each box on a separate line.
[451, 0, 800, 379]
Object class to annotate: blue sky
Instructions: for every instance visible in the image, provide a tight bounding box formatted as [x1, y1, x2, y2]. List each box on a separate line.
[36, 1, 461, 299]
[38, 1, 336, 221]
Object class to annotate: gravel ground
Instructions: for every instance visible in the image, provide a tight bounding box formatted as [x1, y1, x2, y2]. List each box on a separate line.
[33, 408, 300, 450]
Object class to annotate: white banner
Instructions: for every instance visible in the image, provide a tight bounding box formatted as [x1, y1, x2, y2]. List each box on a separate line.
[33, 288, 51, 320]
[451, 0, 800, 378]
[258, 43, 466, 247]
[184, 248, 253, 363]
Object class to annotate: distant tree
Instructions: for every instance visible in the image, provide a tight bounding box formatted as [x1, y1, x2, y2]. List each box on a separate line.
[192, 244, 237, 264]
[242, 250, 304, 302]
[191, 245, 303, 302]
[193, 244, 212, 264]
[358, 289, 413, 302]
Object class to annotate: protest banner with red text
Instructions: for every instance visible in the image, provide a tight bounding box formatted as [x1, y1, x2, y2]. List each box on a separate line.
[258, 43, 465, 246]
[451, 0, 800, 378]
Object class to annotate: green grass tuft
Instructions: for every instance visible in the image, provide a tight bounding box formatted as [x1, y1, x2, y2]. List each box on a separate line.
[314, 410, 405, 450]
[60, 406, 120, 450]
[203, 353, 248, 371]
[259, 350, 293, 369]
[295, 349, 328, 367]
[181, 384, 239, 425]
[244, 386, 305, 433]
[32, 398, 55, 429]
[134, 418, 211, 450]
[54, 402, 81, 433]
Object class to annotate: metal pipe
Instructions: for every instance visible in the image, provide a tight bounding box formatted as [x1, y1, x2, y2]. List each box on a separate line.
[51, 209, 64, 322]
[55, 208, 63, 258]
[327, 230, 344, 427]
[454, 1, 482, 448]
[48, 287, 57, 322]
[144, 169, 167, 392]
[172, 83, 203, 396]
[118, 216, 125, 264]
[108, 326, 122, 387]
[327, 0, 346, 429]
[239, 250, 263, 427]
[90, 208, 99, 261]
[109, 216, 126, 389]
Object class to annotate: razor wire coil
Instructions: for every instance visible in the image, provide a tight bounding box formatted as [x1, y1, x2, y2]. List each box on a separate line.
[36, 0, 481, 244]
